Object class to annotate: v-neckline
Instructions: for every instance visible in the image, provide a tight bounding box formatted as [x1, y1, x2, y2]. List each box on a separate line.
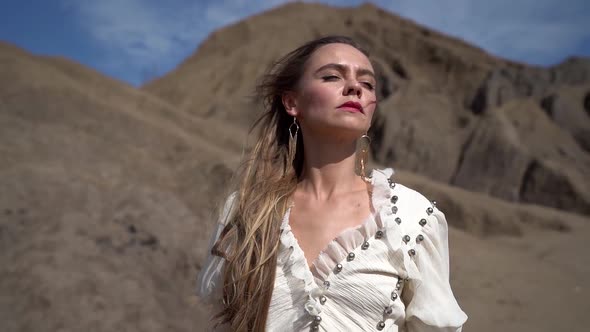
[288, 208, 376, 270]
[283, 183, 378, 280]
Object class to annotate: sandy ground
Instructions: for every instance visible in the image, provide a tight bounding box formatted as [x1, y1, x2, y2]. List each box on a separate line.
[449, 220, 590, 332]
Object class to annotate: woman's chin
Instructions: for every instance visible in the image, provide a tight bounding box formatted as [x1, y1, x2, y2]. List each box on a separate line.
[321, 126, 369, 142]
[334, 121, 370, 135]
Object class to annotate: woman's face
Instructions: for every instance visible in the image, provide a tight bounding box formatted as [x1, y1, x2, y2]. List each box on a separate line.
[285, 43, 377, 141]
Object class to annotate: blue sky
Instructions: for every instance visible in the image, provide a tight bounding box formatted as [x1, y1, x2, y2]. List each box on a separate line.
[1, 0, 589, 86]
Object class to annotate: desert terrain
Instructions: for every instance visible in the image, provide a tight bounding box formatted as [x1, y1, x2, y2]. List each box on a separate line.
[1, 3, 588, 332]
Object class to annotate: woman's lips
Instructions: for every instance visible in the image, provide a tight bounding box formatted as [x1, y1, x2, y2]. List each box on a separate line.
[337, 101, 364, 113]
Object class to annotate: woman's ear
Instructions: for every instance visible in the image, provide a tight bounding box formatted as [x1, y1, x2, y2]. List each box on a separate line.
[282, 92, 298, 117]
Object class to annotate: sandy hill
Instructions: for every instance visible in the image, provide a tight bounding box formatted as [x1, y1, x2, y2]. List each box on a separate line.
[0, 40, 240, 331]
[1, 3, 589, 332]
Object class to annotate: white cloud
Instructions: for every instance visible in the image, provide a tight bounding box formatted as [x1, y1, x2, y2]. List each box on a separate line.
[61, 0, 295, 84]
[61, 0, 207, 82]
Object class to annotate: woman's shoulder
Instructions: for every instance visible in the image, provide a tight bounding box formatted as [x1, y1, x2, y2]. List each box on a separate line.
[371, 167, 437, 214]
[392, 183, 437, 215]
[371, 168, 441, 233]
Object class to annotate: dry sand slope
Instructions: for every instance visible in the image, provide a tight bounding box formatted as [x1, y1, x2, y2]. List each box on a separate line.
[1, 2, 589, 332]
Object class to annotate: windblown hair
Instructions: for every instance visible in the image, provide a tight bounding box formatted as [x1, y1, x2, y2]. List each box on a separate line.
[211, 36, 369, 331]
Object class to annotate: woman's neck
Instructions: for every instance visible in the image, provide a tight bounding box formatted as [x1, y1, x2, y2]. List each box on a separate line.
[298, 136, 366, 201]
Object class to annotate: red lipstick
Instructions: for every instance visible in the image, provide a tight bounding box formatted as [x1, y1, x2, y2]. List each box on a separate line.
[337, 101, 364, 113]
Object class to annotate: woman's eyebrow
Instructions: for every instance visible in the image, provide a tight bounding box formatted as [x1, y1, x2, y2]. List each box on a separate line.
[314, 63, 375, 79]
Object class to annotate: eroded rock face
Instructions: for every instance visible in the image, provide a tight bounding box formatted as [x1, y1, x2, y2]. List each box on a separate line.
[371, 82, 472, 183]
[551, 57, 590, 85]
[541, 85, 590, 152]
[520, 159, 590, 215]
[451, 111, 531, 202]
[469, 61, 590, 116]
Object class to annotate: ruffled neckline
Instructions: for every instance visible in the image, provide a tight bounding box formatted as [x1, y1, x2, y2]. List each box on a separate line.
[278, 168, 395, 284]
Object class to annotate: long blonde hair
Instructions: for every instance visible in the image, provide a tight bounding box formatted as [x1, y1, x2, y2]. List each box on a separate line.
[211, 36, 369, 331]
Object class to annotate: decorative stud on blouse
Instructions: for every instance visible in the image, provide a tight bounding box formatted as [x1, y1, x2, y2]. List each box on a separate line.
[416, 234, 424, 243]
[390, 195, 398, 204]
[377, 321, 386, 330]
[391, 206, 398, 214]
[408, 249, 416, 256]
[391, 292, 398, 301]
[427, 207, 434, 215]
[361, 241, 370, 250]
[375, 230, 384, 239]
[347, 252, 355, 261]
[384, 306, 393, 315]
[419, 218, 427, 226]
[323, 280, 330, 289]
[311, 318, 321, 332]
[320, 296, 327, 305]
[387, 179, 395, 189]
[395, 217, 401, 224]
[335, 263, 343, 273]
[403, 235, 410, 243]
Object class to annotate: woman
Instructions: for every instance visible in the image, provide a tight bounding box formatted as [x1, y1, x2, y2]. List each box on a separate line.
[197, 36, 467, 331]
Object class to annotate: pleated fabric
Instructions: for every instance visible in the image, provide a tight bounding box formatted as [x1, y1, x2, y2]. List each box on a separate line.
[197, 168, 467, 331]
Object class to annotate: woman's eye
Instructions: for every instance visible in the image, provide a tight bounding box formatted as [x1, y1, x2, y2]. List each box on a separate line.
[362, 82, 375, 90]
[322, 75, 340, 81]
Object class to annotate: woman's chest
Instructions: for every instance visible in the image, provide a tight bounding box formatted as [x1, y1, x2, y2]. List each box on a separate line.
[269, 241, 407, 331]
[288, 198, 373, 267]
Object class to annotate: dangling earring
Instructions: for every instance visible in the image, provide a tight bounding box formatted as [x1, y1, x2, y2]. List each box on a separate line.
[356, 133, 371, 182]
[288, 117, 299, 164]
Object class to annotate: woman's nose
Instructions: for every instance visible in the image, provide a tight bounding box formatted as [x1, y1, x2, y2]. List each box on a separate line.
[344, 80, 362, 98]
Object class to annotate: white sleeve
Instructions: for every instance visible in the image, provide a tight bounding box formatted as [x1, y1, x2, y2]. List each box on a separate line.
[196, 191, 238, 304]
[402, 192, 468, 332]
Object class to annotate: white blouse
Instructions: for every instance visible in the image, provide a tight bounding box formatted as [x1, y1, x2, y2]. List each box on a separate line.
[197, 168, 467, 331]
